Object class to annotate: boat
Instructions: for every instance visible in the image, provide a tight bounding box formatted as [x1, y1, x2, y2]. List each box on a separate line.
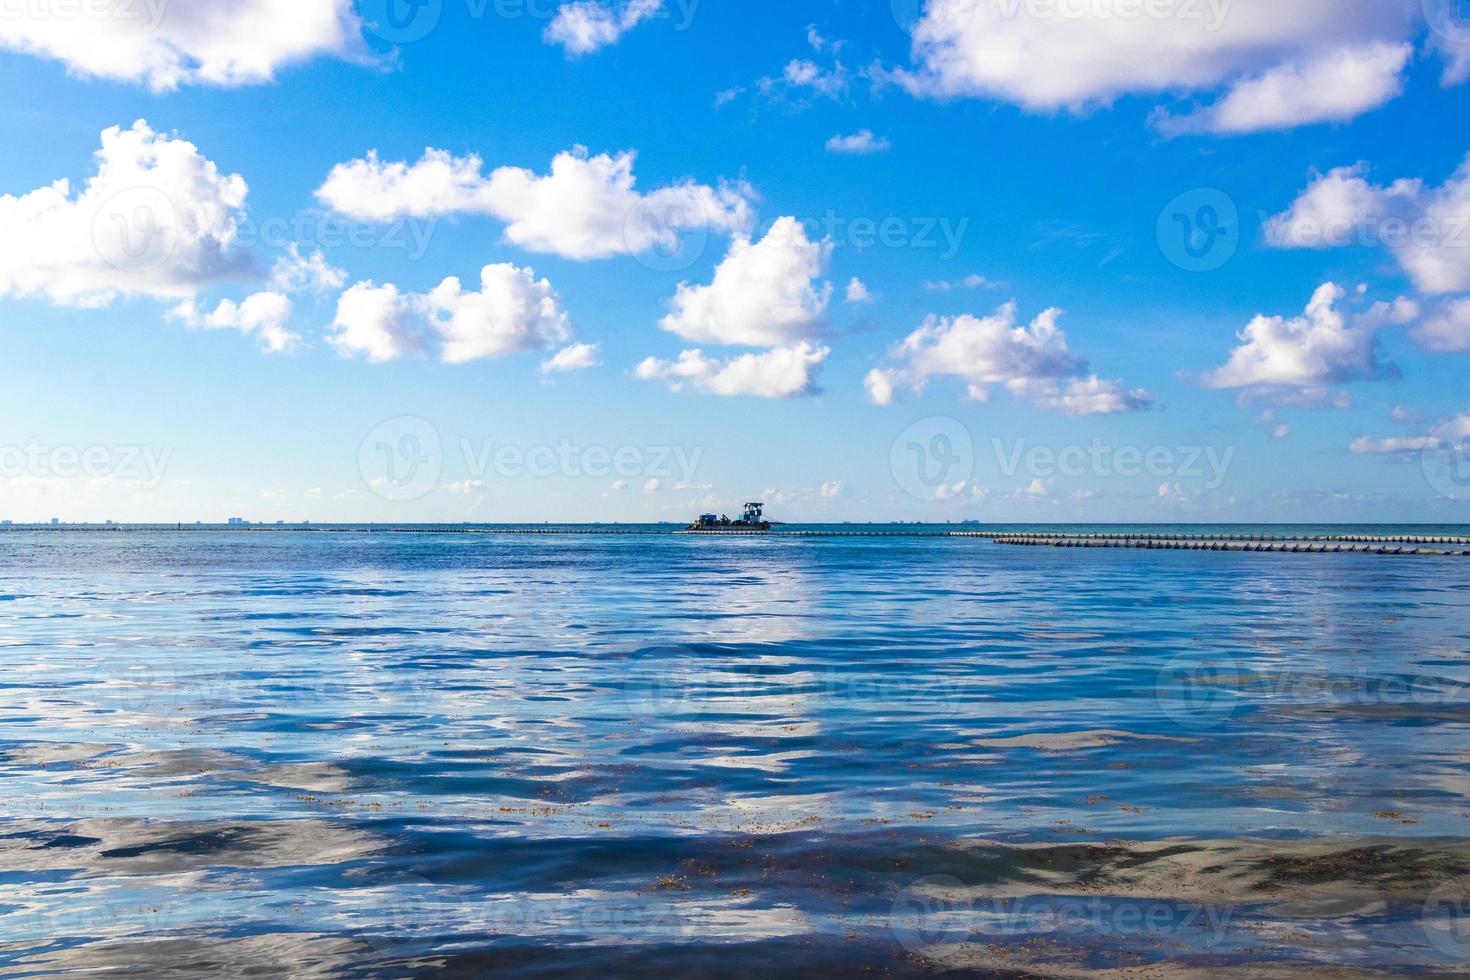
[687, 502, 771, 532]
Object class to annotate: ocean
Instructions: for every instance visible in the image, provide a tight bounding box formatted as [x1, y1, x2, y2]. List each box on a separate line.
[3, 525, 1470, 976]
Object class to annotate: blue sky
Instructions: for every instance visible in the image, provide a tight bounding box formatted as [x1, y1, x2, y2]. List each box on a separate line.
[1, 0, 1469, 523]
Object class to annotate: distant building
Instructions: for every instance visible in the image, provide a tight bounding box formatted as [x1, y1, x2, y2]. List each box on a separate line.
[227, 517, 248, 526]
[50, 518, 59, 525]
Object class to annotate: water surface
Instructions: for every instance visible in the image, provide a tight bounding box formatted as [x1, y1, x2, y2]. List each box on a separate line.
[2, 527, 1470, 976]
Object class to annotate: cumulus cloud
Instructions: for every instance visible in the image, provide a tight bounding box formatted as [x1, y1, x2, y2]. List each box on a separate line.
[0, 119, 250, 307]
[270, 245, 346, 294]
[423, 264, 572, 364]
[635, 343, 829, 398]
[845, 277, 873, 304]
[1203, 283, 1400, 394]
[864, 300, 1151, 414]
[328, 265, 572, 366]
[1415, 298, 1470, 352]
[1154, 42, 1412, 134]
[169, 291, 296, 353]
[541, 342, 602, 374]
[660, 216, 832, 346]
[0, 0, 365, 91]
[315, 146, 752, 260]
[894, 0, 1437, 133]
[327, 281, 424, 363]
[820, 480, 844, 498]
[544, 0, 663, 55]
[1266, 158, 1470, 295]
[826, 130, 890, 154]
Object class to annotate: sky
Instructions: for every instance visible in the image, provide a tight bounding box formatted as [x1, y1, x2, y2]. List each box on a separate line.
[2, 0, 1470, 524]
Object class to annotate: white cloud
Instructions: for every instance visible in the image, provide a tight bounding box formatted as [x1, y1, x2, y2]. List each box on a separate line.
[327, 281, 423, 363]
[865, 300, 1150, 414]
[845, 277, 873, 304]
[820, 480, 844, 498]
[643, 478, 662, 493]
[1350, 435, 1441, 455]
[423, 264, 571, 364]
[660, 216, 832, 346]
[826, 130, 890, 154]
[635, 343, 829, 398]
[895, 0, 1435, 133]
[925, 273, 999, 291]
[544, 0, 662, 55]
[1266, 157, 1470, 295]
[169, 291, 297, 353]
[0, 0, 364, 91]
[864, 367, 898, 406]
[1155, 42, 1412, 134]
[316, 146, 753, 261]
[0, 120, 249, 308]
[541, 342, 602, 374]
[328, 266, 574, 365]
[270, 245, 346, 294]
[1415, 299, 1470, 352]
[1026, 375, 1154, 416]
[760, 58, 850, 102]
[1203, 283, 1399, 392]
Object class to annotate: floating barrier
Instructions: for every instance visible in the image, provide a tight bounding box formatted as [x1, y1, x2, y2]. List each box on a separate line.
[985, 534, 1470, 557]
